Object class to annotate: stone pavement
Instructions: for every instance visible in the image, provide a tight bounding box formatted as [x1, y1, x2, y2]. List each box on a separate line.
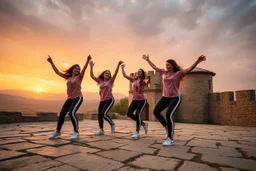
[0, 120, 256, 171]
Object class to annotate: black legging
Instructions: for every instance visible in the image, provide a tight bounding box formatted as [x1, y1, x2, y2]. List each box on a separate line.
[127, 99, 147, 132]
[98, 98, 115, 128]
[57, 96, 83, 133]
[153, 96, 181, 139]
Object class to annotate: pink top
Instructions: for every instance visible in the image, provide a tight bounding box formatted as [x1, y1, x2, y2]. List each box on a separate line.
[159, 69, 183, 98]
[99, 78, 114, 101]
[66, 75, 83, 99]
[131, 78, 146, 100]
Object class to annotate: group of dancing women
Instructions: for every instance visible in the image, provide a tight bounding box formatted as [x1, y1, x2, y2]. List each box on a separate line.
[47, 54, 206, 146]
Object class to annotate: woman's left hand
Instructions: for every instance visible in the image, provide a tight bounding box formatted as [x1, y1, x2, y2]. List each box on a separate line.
[197, 55, 206, 63]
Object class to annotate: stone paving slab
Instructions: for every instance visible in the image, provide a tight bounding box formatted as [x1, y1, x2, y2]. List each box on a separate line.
[0, 156, 48, 170]
[97, 149, 142, 162]
[178, 161, 217, 171]
[12, 159, 62, 171]
[242, 148, 256, 158]
[192, 146, 242, 157]
[152, 144, 195, 160]
[88, 139, 126, 150]
[186, 138, 218, 148]
[0, 150, 26, 160]
[220, 167, 240, 171]
[31, 139, 71, 146]
[27, 146, 77, 158]
[45, 164, 81, 171]
[58, 144, 100, 153]
[201, 154, 256, 171]
[0, 138, 26, 145]
[0, 120, 256, 171]
[117, 166, 150, 171]
[1, 142, 44, 151]
[56, 153, 124, 170]
[130, 155, 181, 170]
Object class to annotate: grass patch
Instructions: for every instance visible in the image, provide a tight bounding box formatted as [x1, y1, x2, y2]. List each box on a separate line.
[191, 153, 202, 163]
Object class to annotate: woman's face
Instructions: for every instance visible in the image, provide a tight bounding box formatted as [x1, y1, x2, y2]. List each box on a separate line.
[166, 62, 173, 71]
[103, 70, 111, 80]
[72, 66, 80, 75]
[137, 69, 143, 77]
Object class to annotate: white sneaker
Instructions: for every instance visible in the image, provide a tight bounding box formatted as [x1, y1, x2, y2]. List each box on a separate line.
[70, 132, 79, 140]
[132, 131, 140, 139]
[111, 123, 116, 134]
[143, 122, 148, 134]
[162, 138, 174, 146]
[49, 132, 61, 139]
[95, 130, 104, 136]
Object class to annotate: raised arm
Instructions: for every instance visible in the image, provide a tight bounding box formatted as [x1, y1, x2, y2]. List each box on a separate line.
[47, 55, 67, 79]
[143, 76, 151, 85]
[80, 55, 91, 79]
[111, 61, 123, 82]
[121, 64, 134, 81]
[142, 54, 162, 73]
[182, 55, 206, 76]
[89, 61, 100, 83]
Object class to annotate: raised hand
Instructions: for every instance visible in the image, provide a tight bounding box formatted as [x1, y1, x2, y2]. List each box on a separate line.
[142, 54, 149, 61]
[89, 61, 95, 67]
[47, 55, 53, 63]
[121, 64, 126, 68]
[87, 54, 92, 61]
[118, 61, 124, 66]
[197, 55, 206, 63]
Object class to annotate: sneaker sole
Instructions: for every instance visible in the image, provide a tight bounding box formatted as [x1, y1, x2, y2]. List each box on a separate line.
[70, 137, 79, 140]
[163, 144, 174, 146]
[132, 136, 140, 140]
[48, 135, 61, 140]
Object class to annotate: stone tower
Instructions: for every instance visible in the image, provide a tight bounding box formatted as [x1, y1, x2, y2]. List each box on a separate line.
[176, 67, 215, 123]
[128, 67, 215, 123]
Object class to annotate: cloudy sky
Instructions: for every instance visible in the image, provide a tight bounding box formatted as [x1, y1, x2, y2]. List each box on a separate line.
[0, 0, 255, 96]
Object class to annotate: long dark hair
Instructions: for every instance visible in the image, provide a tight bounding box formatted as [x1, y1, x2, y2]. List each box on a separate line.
[63, 64, 80, 78]
[166, 59, 182, 72]
[135, 69, 146, 85]
[98, 70, 111, 81]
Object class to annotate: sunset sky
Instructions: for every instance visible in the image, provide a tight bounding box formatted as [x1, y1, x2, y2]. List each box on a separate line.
[0, 0, 255, 96]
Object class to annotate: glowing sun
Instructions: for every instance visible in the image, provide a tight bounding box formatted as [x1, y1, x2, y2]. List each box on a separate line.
[35, 88, 41, 92]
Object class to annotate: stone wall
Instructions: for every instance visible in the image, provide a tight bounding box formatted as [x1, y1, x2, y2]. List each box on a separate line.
[209, 90, 256, 126]
[0, 111, 85, 123]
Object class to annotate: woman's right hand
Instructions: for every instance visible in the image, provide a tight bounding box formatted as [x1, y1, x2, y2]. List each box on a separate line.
[118, 61, 124, 66]
[121, 64, 126, 69]
[87, 54, 92, 61]
[89, 61, 95, 67]
[142, 54, 149, 61]
[47, 55, 53, 63]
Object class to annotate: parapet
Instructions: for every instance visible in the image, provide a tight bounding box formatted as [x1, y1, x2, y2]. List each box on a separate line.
[209, 90, 255, 102]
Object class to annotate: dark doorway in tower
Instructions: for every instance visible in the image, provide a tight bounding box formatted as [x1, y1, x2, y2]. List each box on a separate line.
[141, 102, 149, 121]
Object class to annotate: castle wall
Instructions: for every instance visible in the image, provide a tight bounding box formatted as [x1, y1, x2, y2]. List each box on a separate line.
[0, 111, 85, 123]
[128, 70, 256, 127]
[209, 90, 256, 126]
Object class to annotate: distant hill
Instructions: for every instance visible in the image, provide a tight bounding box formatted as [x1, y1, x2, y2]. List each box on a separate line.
[0, 89, 127, 101]
[0, 94, 94, 115]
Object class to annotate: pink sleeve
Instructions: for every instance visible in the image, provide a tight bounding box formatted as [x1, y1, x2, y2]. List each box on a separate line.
[98, 79, 103, 84]
[130, 77, 136, 82]
[159, 69, 165, 75]
[176, 70, 183, 78]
